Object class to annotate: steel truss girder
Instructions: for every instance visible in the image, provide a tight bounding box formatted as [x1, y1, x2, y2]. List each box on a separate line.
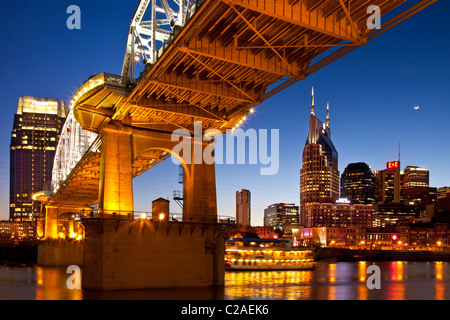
[122, 0, 199, 78]
[221, 0, 364, 44]
[135, 95, 228, 121]
[51, 110, 98, 194]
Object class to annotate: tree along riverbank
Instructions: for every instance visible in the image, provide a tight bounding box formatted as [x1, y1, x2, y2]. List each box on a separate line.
[0, 240, 38, 266]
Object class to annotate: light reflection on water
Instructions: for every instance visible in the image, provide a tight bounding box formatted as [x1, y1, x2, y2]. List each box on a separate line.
[1, 261, 450, 300]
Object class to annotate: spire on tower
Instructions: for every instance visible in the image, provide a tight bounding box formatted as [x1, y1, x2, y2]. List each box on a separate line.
[311, 86, 315, 116]
[326, 101, 330, 128]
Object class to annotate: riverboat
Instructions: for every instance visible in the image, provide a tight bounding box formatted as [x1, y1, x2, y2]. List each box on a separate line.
[225, 238, 315, 271]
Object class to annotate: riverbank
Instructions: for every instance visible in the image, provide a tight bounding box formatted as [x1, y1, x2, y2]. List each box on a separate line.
[0, 240, 38, 266]
[314, 247, 450, 262]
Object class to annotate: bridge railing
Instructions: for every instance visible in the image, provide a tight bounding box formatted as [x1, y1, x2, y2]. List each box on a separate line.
[78, 209, 236, 225]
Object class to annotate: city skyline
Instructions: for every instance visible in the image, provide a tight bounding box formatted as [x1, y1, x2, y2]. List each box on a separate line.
[0, 0, 449, 227]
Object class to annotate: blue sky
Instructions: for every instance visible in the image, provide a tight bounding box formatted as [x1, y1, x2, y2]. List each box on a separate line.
[0, 1, 449, 225]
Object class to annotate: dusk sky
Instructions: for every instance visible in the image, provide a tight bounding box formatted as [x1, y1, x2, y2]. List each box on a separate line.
[0, 0, 449, 225]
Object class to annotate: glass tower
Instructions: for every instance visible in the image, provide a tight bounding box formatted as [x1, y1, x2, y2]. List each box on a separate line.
[10, 96, 67, 221]
[341, 162, 375, 204]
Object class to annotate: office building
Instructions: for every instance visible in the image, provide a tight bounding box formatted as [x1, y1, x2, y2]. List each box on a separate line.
[10, 96, 67, 221]
[374, 161, 401, 203]
[300, 88, 339, 225]
[403, 187, 437, 218]
[340, 162, 375, 204]
[236, 189, 251, 226]
[264, 203, 299, 229]
[401, 166, 429, 189]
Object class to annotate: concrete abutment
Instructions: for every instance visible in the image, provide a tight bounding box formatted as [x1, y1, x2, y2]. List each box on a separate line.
[82, 219, 226, 291]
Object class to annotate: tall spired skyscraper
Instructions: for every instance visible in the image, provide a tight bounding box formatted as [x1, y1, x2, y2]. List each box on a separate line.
[300, 88, 339, 226]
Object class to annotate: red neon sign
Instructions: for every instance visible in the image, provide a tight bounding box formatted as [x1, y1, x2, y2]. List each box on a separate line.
[387, 161, 400, 170]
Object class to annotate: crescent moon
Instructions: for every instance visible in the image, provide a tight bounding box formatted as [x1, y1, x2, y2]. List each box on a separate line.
[414, 105, 420, 110]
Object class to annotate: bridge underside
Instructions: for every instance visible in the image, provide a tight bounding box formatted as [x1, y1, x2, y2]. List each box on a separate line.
[108, 0, 436, 134]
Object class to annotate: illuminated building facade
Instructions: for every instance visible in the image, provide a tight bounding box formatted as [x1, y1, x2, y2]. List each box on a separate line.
[264, 203, 299, 229]
[10, 96, 67, 221]
[340, 162, 375, 204]
[374, 161, 401, 203]
[302, 201, 373, 228]
[236, 189, 251, 227]
[401, 166, 429, 189]
[0, 220, 36, 240]
[300, 88, 339, 225]
[372, 202, 417, 227]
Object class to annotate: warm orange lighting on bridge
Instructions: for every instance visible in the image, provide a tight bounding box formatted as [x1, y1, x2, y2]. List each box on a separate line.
[159, 213, 166, 221]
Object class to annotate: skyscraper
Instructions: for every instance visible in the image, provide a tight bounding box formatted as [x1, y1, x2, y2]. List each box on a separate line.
[10, 96, 67, 221]
[300, 88, 339, 225]
[374, 161, 401, 203]
[401, 166, 429, 189]
[236, 189, 251, 226]
[341, 162, 375, 204]
[401, 166, 434, 218]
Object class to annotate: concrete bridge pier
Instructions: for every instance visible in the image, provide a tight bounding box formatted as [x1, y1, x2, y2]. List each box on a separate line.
[37, 205, 87, 266]
[82, 219, 226, 290]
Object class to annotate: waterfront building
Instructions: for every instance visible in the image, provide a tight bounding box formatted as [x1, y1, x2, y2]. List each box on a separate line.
[372, 202, 417, 227]
[10, 96, 67, 221]
[437, 187, 450, 213]
[231, 226, 277, 239]
[236, 189, 251, 227]
[298, 223, 448, 250]
[302, 200, 373, 228]
[0, 220, 36, 240]
[300, 88, 339, 225]
[403, 187, 437, 218]
[264, 203, 299, 230]
[297, 227, 367, 248]
[340, 162, 375, 204]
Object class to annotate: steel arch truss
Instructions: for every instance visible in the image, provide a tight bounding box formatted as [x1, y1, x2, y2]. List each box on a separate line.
[122, 0, 200, 78]
[51, 110, 98, 194]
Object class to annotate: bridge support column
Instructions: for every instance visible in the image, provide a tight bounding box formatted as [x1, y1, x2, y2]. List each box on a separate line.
[43, 205, 59, 240]
[182, 140, 218, 223]
[37, 205, 86, 266]
[98, 125, 134, 217]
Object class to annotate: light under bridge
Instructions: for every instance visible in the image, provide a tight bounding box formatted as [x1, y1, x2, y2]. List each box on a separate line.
[34, 0, 437, 290]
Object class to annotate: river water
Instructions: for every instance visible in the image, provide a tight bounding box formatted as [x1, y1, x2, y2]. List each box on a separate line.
[1, 261, 449, 300]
